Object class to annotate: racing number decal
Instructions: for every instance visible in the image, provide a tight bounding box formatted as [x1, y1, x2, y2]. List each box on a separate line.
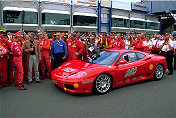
[125, 67, 137, 77]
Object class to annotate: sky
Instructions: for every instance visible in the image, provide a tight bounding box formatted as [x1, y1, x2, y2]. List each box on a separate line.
[114, 0, 141, 4]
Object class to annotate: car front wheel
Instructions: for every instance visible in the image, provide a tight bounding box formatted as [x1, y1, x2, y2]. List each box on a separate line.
[93, 74, 112, 94]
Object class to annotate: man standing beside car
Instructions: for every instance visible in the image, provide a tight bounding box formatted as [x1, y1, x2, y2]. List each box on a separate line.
[159, 33, 174, 75]
[67, 34, 83, 61]
[51, 33, 68, 69]
[23, 34, 42, 85]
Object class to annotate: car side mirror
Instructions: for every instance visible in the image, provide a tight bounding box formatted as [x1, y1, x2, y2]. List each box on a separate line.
[117, 60, 128, 66]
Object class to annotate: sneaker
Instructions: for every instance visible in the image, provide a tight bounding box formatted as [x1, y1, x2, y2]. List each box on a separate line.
[18, 84, 26, 90]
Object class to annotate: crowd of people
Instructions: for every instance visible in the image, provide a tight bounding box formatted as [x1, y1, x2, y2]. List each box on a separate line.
[0, 29, 176, 90]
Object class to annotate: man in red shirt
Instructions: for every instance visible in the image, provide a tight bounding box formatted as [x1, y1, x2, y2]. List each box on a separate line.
[113, 33, 125, 49]
[11, 32, 26, 90]
[97, 34, 112, 50]
[39, 32, 51, 79]
[131, 34, 143, 51]
[140, 33, 146, 41]
[67, 34, 83, 61]
[0, 30, 11, 88]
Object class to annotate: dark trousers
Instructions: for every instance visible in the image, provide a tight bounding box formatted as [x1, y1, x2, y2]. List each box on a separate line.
[174, 52, 176, 70]
[53, 52, 64, 69]
[161, 51, 173, 73]
[151, 50, 159, 55]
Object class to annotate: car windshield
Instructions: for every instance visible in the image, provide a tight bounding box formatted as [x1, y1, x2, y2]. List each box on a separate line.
[85, 51, 120, 65]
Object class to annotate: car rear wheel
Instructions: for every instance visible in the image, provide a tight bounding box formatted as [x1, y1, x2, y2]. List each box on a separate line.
[153, 64, 164, 80]
[93, 74, 112, 94]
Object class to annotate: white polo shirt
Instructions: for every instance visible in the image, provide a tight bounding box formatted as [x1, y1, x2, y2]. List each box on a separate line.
[153, 40, 162, 48]
[159, 39, 174, 52]
[173, 40, 176, 50]
[143, 40, 153, 49]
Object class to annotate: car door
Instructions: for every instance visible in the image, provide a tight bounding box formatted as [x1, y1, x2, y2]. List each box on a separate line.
[114, 52, 149, 86]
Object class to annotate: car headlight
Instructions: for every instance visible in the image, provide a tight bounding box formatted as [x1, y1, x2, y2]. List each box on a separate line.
[68, 71, 87, 78]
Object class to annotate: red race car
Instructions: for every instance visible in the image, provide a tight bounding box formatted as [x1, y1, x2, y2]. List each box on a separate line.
[51, 49, 167, 94]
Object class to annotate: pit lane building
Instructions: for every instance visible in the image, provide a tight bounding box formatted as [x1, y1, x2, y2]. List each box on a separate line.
[0, 0, 175, 34]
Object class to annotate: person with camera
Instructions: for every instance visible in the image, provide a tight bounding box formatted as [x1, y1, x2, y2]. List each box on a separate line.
[51, 33, 68, 69]
[151, 35, 162, 55]
[86, 35, 99, 60]
[159, 33, 174, 75]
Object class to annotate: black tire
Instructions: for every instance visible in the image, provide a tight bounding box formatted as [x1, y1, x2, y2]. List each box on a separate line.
[153, 64, 164, 80]
[93, 74, 112, 94]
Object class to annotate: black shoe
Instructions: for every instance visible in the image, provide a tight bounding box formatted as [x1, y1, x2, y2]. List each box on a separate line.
[27, 81, 32, 85]
[36, 80, 43, 83]
[168, 72, 173, 75]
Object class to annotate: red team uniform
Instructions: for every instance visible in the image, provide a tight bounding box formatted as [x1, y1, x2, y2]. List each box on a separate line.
[131, 39, 143, 51]
[39, 38, 51, 79]
[113, 39, 125, 49]
[67, 39, 83, 61]
[11, 40, 26, 89]
[0, 38, 11, 87]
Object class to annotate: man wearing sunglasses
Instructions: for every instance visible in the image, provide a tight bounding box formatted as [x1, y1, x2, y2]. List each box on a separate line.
[23, 34, 41, 85]
[51, 33, 68, 69]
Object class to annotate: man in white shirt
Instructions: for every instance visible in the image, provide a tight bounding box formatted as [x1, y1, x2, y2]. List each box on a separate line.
[151, 35, 162, 54]
[159, 33, 174, 75]
[172, 35, 176, 70]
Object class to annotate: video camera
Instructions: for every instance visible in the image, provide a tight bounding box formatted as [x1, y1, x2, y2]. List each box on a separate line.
[81, 38, 90, 42]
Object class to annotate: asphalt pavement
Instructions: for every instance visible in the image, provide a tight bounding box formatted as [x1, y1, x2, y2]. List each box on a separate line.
[0, 71, 176, 118]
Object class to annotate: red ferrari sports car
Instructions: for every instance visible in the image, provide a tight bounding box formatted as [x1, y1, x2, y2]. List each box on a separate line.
[51, 49, 167, 94]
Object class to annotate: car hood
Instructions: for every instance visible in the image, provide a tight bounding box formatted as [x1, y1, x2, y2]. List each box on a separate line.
[52, 60, 104, 78]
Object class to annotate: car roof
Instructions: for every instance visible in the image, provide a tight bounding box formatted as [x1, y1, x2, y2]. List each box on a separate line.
[105, 49, 145, 54]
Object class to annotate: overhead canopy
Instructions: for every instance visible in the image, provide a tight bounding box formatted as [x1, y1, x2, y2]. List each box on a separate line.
[146, 20, 160, 23]
[112, 15, 129, 19]
[73, 12, 97, 17]
[130, 17, 146, 22]
[41, 9, 70, 14]
[3, 6, 38, 12]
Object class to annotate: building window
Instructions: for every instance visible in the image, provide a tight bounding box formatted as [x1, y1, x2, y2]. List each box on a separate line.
[130, 20, 146, 29]
[73, 15, 97, 26]
[3, 10, 38, 24]
[147, 22, 160, 30]
[112, 18, 129, 27]
[42, 13, 70, 25]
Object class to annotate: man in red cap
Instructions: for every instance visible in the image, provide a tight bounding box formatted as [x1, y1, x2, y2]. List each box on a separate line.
[39, 32, 51, 79]
[0, 30, 11, 88]
[11, 32, 26, 90]
[113, 33, 125, 49]
[67, 34, 83, 61]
